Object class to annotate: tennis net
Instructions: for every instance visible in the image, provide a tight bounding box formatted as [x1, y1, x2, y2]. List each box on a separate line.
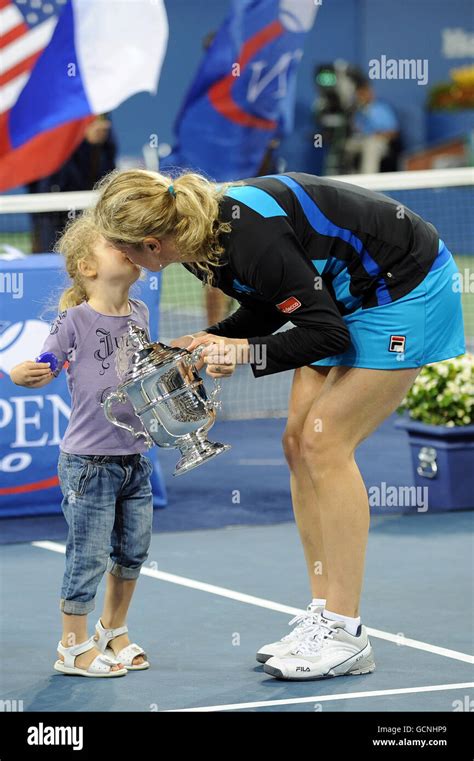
[1, 167, 472, 419]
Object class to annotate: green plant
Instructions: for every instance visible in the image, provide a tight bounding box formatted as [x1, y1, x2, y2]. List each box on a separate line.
[397, 353, 474, 426]
[427, 65, 474, 110]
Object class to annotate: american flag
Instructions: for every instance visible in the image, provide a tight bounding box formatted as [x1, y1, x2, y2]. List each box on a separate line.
[0, 0, 67, 116]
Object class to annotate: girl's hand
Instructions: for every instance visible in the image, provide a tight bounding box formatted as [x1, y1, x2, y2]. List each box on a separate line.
[186, 334, 250, 379]
[10, 361, 54, 387]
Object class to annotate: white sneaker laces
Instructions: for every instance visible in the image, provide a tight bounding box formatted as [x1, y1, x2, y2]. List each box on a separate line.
[281, 610, 321, 642]
[291, 619, 339, 656]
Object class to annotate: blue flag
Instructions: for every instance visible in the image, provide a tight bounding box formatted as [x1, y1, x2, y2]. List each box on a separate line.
[162, 0, 318, 180]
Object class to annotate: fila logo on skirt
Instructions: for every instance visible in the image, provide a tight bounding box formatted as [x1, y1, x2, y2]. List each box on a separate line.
[389, 335, 406, 352]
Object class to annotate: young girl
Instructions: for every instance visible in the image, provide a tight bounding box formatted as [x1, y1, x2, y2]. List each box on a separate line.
[10, 212, 154, 677]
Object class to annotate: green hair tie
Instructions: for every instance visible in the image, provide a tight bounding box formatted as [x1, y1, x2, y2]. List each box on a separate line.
[168, 184, 175, 196]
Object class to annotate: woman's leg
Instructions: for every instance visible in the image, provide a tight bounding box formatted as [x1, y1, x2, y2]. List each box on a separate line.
[283, 366, 332, 599]
[300, 365, 422, 618]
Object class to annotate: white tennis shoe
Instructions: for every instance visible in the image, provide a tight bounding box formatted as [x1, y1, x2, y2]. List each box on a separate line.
[256, 603, 325, 663]
[263, 615, 375, 680]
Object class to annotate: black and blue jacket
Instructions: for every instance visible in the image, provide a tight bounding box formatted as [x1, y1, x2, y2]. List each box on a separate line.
[182, 172, 439, 377]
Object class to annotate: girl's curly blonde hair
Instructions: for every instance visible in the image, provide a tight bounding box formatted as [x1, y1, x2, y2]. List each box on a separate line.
[92, 169, 244, 286]
[54, 209, 145, 312]
[54, 210, 99, 311]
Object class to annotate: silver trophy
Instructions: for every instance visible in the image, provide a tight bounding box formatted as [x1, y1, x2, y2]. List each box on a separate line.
[102, 321, 230, 476]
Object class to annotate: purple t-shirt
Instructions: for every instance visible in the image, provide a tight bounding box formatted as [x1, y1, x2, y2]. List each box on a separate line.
[39, 298, 151, 455]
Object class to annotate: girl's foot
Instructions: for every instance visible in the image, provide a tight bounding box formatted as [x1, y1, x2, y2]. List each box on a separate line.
[57, 641, 124, 672]
[94, 628, 145, 667]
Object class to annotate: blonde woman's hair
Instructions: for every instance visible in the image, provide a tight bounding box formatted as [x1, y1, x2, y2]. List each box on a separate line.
[54, 210, 100, 311]
[93, 169, 244, 286]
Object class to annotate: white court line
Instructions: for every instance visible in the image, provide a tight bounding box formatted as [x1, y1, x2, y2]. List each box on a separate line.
[166, 682, 474, 712]
[32, 540, 474, 665]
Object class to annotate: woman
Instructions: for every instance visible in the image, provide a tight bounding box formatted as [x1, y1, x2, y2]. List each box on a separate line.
[93, 169, 465, 681]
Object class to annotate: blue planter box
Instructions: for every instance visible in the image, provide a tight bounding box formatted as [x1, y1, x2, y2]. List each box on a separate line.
[394, 416, 474, 512]
[426, 109, 474, 144]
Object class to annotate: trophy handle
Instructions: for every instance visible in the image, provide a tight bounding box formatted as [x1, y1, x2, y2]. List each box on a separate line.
[102, 390, 153, 447]
[186, 344, 223, 411]
[188, 344, 206, 366]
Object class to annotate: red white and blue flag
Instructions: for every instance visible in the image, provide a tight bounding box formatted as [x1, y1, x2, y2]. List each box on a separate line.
[0, 0, 168, 192]
[162, 0, 318, 180]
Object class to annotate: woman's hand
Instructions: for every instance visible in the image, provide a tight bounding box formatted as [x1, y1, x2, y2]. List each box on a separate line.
[169, 333, 207, 370]
[186, 334, 250, 379]
[10, 361, 54, 387]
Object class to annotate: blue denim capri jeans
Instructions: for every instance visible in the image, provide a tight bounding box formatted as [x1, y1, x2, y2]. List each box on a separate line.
[57, 451, 154, 615]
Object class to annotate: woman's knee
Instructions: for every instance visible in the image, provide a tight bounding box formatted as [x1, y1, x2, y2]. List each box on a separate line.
[282, 427, 304, 469]
[300, 417, 352, 472]
[282, 423, 345, 471]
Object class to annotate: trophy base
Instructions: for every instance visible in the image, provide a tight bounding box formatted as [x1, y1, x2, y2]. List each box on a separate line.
[173, 433, 231, 476]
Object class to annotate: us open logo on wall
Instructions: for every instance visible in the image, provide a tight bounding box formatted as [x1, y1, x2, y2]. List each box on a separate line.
[389, 335, 406, 353]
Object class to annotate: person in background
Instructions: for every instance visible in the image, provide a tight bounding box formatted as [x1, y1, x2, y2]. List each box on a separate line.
[346, 81, 402, 173]
[28, 115, 117, 253]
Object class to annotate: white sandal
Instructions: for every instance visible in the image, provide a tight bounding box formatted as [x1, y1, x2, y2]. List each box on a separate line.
[54, 636, 127, 677]
[94, 618, 150, 671]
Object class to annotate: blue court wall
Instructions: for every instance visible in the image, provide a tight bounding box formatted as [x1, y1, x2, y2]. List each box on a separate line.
[111, 0, 473, 171]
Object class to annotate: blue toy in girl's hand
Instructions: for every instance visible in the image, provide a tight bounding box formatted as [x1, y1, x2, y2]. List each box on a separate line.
[35, 352, 59, 373]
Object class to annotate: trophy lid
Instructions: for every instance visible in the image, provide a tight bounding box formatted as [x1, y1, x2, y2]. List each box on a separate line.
[117, 321, 188, 384]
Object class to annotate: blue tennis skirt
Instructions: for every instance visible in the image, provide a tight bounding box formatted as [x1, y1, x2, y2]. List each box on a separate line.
[311, 239, 466, 370]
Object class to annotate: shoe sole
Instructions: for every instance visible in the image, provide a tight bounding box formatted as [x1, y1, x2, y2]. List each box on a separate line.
[53, 661, 127, 677]
[264, 646, 376, 681]
[264, 663, 375, 680]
